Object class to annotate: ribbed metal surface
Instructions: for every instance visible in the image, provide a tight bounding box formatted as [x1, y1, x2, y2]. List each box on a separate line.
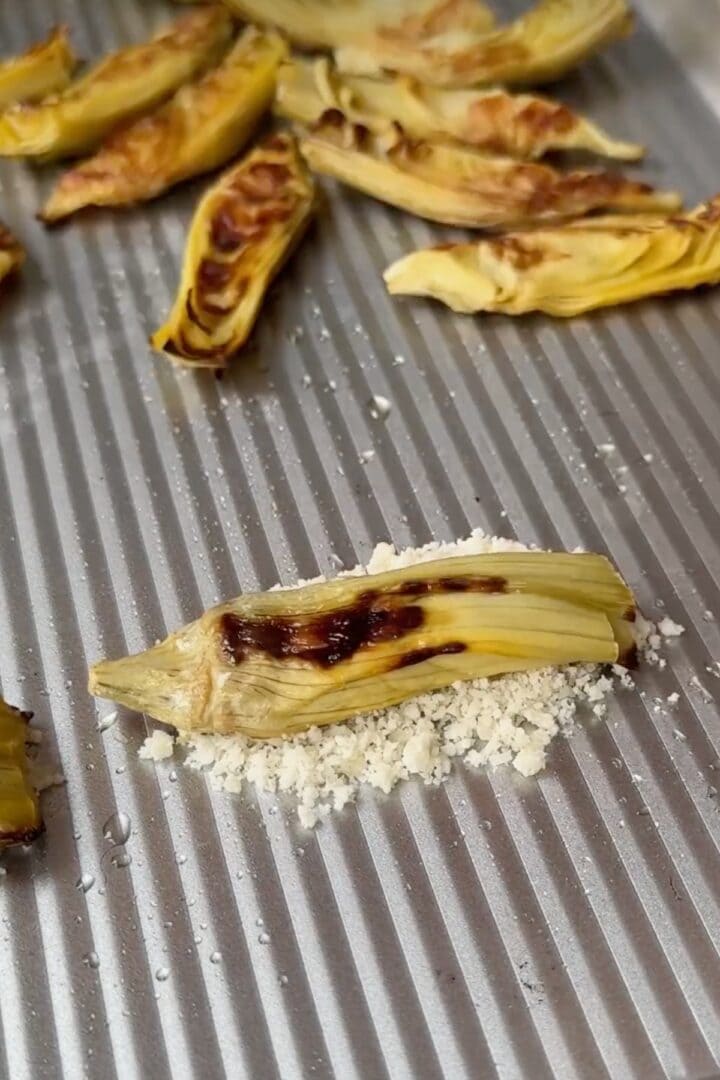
[1, 3, 719, 1078]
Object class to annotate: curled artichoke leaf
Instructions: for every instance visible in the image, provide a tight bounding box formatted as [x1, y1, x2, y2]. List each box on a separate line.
[384, 196, 720, 317]
[89, 550, 637, 739]
[0, 6, 234, 160]
[276, 55, 643, 161]
[41, 27, 287, 223]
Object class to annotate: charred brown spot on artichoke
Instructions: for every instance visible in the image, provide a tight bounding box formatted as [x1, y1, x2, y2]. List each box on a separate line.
[396, 641, 467, 668]
[390, 575, 507, 595]
[219, 597, 425, 668]
[487, 236, 548, 270]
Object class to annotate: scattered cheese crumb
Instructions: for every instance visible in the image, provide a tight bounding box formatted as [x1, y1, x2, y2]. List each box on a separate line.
[658, 617, 684, 638]
[140, 730, 175, 762]
[143, 530, 670, 828]
[368, 394, 392, 419]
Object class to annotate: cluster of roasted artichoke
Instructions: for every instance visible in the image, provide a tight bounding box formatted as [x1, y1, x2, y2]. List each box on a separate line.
[0, 0, 717, 374]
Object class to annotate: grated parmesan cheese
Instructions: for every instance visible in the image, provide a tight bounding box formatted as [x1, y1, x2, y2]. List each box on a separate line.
[139, 530, 679, 828]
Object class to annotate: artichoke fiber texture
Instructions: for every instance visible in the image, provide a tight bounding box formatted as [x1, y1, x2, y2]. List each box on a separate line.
[90, 551, 637, 739]
[276, 56, 642, 161]
[0, 26, 77, 108]
[41, 28, 287, 222]
[385, 196, 720, 317]
[335, 0, 632, 88]
[299, 112, 678, 230]
[0, 6, 233, 160]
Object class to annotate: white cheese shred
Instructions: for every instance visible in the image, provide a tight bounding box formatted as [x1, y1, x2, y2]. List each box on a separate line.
[139, 530, 680, 828]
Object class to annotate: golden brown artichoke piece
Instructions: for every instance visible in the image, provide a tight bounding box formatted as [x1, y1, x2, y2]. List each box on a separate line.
[89, 550, 637, 739]
[0, 27, 77, 108]
[336, 0, 633, 88]
[299, 112, 678, 230]
[152, 132, 316, 369]
[217, 0, 495, 49]
[0, 699, 43, 848]
[0, 221, 25, 288]
[385, 196, 720, 317]
[0, 6, 234, 161]
[276, 56, 643, 161]
[41, 28, 287, 223]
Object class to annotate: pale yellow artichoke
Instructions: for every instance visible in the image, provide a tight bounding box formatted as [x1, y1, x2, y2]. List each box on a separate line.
[0, 6, 234, 160]
[41, 28, 287, 222]
[336, 0, 633, 88]
[89, 550, 637, 738]
[276, 55, 642, 161]
[299, 112, 678, 229]
[385, 196, 720, 317]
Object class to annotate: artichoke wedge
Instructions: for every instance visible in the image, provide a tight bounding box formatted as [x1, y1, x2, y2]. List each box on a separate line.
[89, 551, 638, 739]
[0, 27, 77, 109]
[152, 132, 316, 368]
[299, 113, 678, 230]
[336, 0, 632, 88]
[41, 29, 287, 223]
[0, 221, 25, 287]
[0, 699, 43, 848]
[276, 56, 642, 161]
[384, 196, 720, 317]
[218, 0, 494, 50]
[0, 6, 234, 161]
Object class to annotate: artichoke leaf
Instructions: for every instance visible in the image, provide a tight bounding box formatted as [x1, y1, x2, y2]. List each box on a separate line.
[384, 196, 720, 317]
[0, 221, 25, 287]
[0, 27, 77, 108]
[218, 0, 495, 49]
[89, 550, 637, 739]
[151, 131, 317, 369]
[336, 0, 633, 88]
[41, 28, 287, 223]
[0, 6, 234, 160]
[276, 56, 642, 161]
[0, 699, 43, 848]
[299, 112, 679, 230]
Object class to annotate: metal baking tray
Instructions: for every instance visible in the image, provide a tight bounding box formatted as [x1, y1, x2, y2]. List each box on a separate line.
[1, 2, 719, 1077]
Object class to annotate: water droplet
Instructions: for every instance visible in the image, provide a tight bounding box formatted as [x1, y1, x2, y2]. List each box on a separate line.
[368, 394, 392, 420]
[278, 974, 289, 987]
[481, 820, 492, 831]
[155, 967, 170, 982]
[96, 712, 117, 733]
[83, 952, 101, 970]
[210, 951, 222, 965]
[255, 917, 264, 927]
[111, 852, 132, 869]
[103, 811, 131, 846]
[258, 932, 271, 945]
[76, 873, 95, 893]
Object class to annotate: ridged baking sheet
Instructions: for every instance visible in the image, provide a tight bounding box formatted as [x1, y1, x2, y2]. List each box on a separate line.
[1, 2, 719, 1078]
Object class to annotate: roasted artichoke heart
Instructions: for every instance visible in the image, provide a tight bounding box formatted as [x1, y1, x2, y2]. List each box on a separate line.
[336, 0, 632, 88]
[0, 221, 25, 287]
[89, 550, 637, 739]
[0, 6, 234, 160]
[0, 698, 43, 848]
[299, 113, 679, 230]
[276, 56, 642, 161]
[152, 132, 316, 368]
[41, 28, 287, 223]
[218, 0, 495, 49]
[0, 27, 77, 108]
[385, 196, 720, 317]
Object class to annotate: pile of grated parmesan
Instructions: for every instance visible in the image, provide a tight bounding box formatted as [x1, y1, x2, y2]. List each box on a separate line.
[139, 530, 682, 828]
